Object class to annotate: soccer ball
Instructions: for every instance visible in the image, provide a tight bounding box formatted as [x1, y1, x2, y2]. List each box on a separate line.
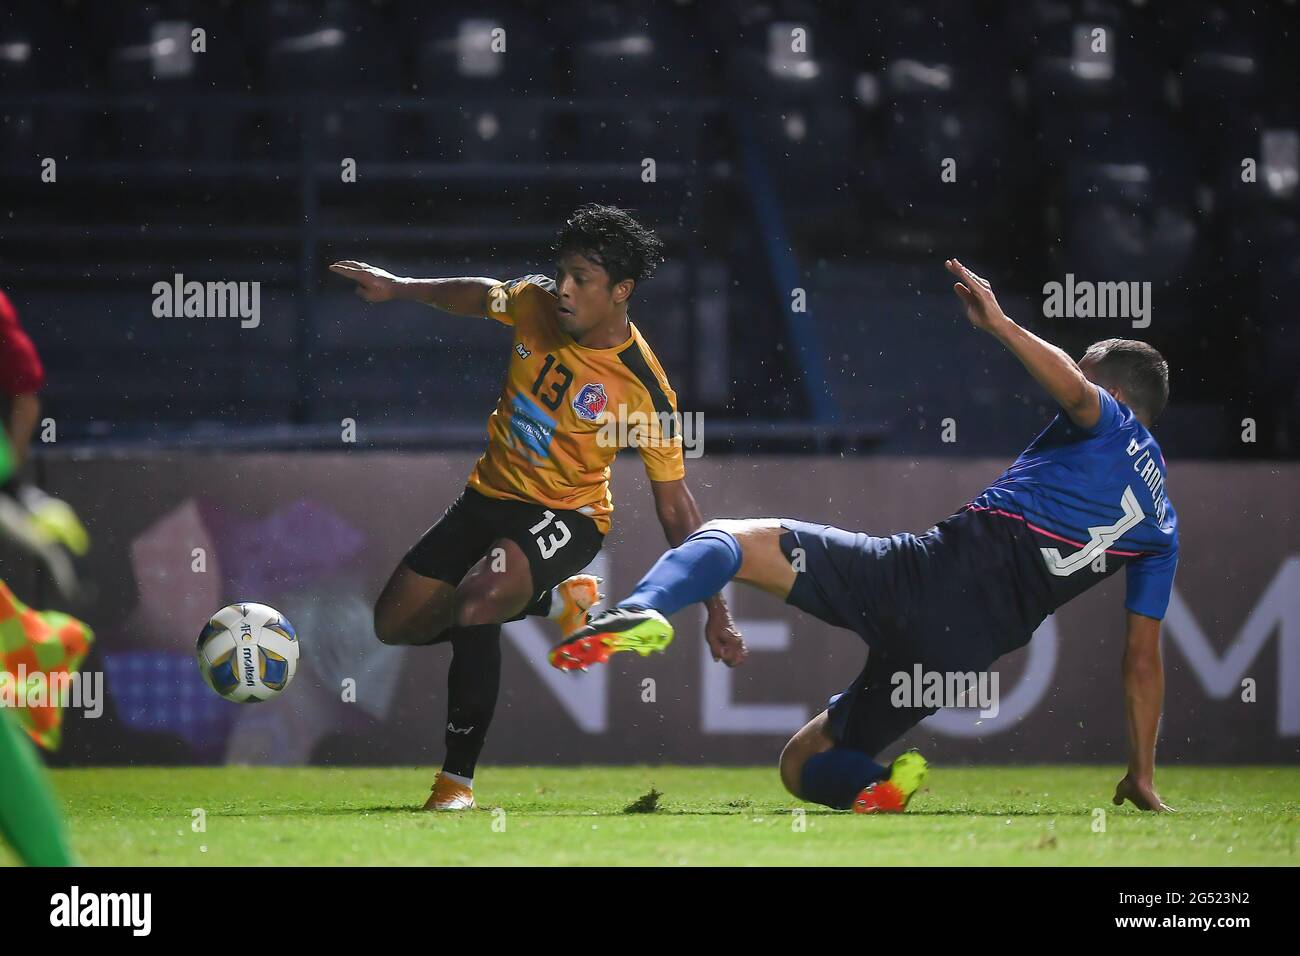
[196, 603, 300, 703]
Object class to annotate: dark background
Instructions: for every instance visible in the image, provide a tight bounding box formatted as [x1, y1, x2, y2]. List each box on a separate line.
[1, 0, 1298, 457]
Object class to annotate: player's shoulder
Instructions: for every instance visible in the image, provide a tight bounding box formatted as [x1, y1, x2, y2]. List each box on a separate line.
[503, 274, 557, 297]
[496, 274, 557, 327]
[616, 327, 683, 453]
[618, 325, 675, 395]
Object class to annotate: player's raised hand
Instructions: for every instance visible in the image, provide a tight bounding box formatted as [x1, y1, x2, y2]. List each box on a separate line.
[329, 260, 403, 303]
[706, 609, 748, 667]
[945, 258, 1007, 333]
[1112, 773, 1176, 813]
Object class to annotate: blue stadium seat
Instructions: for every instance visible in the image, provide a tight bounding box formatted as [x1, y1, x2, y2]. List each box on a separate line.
[726, 37, 858, 233]
[559, 0, 707, 163]
[1172, 1, 1292, 141]
[863, 0, 1010, 100]
[1211, 117, 1300, 219]
[1046, 112, 1199, 292]
[408, 4, 551, 163]
[305, 347, 507, 428]
[848, 2, 1029, 250]
[1025, 0, 1171, 164]
[806, 259, 1050, 454]
[0, 1, 93, 160]
[25, 284, 298, 430]
[254, 0, 400, 161]
[103, 3, 244, 161]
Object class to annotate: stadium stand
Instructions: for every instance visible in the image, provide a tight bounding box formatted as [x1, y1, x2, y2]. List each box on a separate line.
[0, 0, 1295, 456]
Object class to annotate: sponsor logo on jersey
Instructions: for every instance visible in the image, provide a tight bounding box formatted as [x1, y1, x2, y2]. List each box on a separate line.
[509, 392, 557, 457]
[572, 383, 608, 421]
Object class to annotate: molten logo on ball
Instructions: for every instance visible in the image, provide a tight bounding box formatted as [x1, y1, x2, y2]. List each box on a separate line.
[196, 603, 300, 703]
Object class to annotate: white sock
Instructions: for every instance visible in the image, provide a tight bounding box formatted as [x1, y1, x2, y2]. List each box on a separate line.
[441, 771, 473, 789]
[545, 585, 564, 620]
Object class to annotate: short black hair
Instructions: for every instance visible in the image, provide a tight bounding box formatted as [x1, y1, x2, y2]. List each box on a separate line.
[553, 204, 664, 286]
[1080, 338, 1170, 423]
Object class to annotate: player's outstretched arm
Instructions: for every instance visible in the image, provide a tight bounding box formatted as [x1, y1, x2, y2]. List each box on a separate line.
[944, 258, 1101, 430]
[329, 261, 498, 318]
[1113, 610, 1175, 812]
[649, 477, 747, 667]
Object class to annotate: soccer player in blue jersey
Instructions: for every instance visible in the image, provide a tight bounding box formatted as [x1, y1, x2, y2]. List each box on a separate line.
[550, 258, 1178, 815]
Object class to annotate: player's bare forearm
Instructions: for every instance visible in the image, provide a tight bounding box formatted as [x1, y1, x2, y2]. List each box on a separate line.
[650, 477, 724, 615]
[649, 477, 746, 665]
[650, 477, 702, 545]
[329, 261, 497, 317]
[991, 320, 1100, 428]
[1122, 613, 1164, 778]
[945, 258, 1100, 429]
[1114, 611, 1174, 811]
[396, 277, 499, 317]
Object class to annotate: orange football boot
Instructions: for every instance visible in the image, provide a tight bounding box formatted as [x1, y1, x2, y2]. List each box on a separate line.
[423, 771, 476, 811]
[853, 750, 929, 813]
[552, 573, 603, 638]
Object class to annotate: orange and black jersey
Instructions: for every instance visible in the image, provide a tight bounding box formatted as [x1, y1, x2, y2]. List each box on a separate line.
[466, 275, 684, 533]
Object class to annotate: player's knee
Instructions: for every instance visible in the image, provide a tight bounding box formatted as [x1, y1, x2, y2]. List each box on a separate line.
[372, 604, 406, 646]
[690, 520, 747, 567]
[697, 518, 743, 539]
[453, 586, 506, 629]
[371, 598, 396, 644]
[778, 739, 807, 799]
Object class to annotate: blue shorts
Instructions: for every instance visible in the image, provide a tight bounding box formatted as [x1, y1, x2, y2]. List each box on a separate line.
[779, 509, 1024, 756]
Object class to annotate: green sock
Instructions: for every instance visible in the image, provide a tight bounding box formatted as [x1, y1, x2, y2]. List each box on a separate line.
[0, 706, 76, 866]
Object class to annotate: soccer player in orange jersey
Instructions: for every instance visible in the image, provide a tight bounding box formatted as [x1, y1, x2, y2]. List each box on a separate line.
[0, 289, 90, 603]
[331, 205, 745, 810]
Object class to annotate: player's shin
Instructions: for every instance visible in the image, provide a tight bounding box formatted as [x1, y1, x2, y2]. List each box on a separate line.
[440, 624, 501, 781]
[621, 528, 742, 615]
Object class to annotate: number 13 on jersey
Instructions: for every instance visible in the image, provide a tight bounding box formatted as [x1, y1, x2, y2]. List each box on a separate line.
[530, 510, 572, 559]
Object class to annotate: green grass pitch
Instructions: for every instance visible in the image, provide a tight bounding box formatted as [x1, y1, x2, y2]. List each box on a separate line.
[9, 765, 1299, 866]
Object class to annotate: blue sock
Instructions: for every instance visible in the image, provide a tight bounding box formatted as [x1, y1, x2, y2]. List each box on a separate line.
[800, 749, 889, 809]
[622, 529, 742, 616]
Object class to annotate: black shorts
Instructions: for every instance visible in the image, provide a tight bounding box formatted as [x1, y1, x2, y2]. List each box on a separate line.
[779, 512, 1013, 757]
[404, 487, 605, 607]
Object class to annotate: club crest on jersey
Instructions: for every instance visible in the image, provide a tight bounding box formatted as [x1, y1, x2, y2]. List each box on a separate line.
[572, 383, 608, 421]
